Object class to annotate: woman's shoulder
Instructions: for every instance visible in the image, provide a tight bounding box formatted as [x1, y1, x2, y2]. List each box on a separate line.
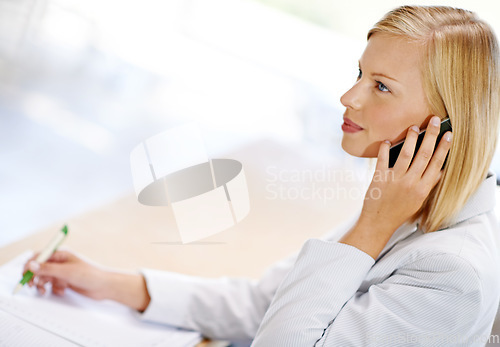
[394, 210, 500, 289]
[402, 171, 498, 269]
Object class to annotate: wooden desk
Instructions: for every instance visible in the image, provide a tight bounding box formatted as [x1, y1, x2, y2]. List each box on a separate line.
[0, 139, 364, 345]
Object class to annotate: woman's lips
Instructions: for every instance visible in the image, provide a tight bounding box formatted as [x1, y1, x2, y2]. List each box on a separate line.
[341, 117, 364, 133]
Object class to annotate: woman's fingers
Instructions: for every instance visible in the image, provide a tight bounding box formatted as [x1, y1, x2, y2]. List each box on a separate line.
[33, 275, 70, 296]
[51, 278, 69, 296]
[47, 249, 73, 263]
[392, 125, 420, 173]
[408, 116, 442, 176]
[52, 286, 66, 296]
[27, 261, 41, 287]
[35, 275, 52, 295]
[422, 131, 452, 186]
[375, 140, 391, 171]
[364, 118, 451, 234]
[23, 253, 40, 287]
[23, 253, 38, 272]
[23, 250, 75, 289]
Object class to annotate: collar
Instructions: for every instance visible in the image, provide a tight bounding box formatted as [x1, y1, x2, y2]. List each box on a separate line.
[440, 171, 497, 229]
[376, 171, 497, 261]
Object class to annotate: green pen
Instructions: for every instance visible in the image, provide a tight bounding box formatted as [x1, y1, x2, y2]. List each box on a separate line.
[13, 225, 69, 295]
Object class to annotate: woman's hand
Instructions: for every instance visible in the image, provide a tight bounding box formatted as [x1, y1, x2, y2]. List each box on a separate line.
[24, 250, 107, 299]
[22, 249, 151, 311]
[340, 115, 452, 259]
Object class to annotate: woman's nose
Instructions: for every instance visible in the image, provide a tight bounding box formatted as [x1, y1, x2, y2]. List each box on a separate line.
[340, 83, 363, 110]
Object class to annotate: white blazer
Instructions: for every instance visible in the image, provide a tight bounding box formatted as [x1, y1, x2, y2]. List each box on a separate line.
[137, 173, 500, 346]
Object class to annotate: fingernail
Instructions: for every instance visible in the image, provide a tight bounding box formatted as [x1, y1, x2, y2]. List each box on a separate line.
[410, 125, 420, 133]
[431, 117, 440, 126]
[28, 261, 40, 272]
[384, 140, 391, 145]
[445, 132, 453, 142]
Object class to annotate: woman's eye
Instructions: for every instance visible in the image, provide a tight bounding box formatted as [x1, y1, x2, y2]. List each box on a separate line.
[377, 81, 390, 92]
[357, 69, 362, 80]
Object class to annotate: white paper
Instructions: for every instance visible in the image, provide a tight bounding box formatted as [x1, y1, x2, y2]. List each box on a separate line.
[0, 252, 201, 347]
[0, 309, 76, 347]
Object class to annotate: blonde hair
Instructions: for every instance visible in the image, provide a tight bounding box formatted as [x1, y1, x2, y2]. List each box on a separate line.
[368, 6, 500, 232]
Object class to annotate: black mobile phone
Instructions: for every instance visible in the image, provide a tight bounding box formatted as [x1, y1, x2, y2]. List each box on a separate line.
[388, 117, 452, 168]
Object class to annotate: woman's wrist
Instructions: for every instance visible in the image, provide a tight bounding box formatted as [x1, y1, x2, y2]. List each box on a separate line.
[339, 216, 396, 260]
[102, 270, 151, 312]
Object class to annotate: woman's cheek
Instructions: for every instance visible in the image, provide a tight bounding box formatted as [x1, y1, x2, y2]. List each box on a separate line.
[370, 109, 409, 143]
[367, 118, 393, 142]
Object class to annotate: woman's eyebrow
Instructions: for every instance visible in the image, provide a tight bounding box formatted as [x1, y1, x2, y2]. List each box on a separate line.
[358, 61, 400, 83]
[371, 72, 400, 83]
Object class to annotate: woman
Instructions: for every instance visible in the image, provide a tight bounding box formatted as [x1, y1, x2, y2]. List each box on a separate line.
[24, 5, 500, 346]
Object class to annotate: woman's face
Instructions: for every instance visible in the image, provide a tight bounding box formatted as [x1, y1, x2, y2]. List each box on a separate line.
[340, 33, 432, 157]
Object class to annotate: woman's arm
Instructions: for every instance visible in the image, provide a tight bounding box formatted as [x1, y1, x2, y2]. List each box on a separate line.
[252, 241, 483, 346]
[317, 253, 483, 346]
[252, 117, 452, 345]
[24, 247, 297, 342]
[136, 252, 299, 342]
[24, 217, 357, 342]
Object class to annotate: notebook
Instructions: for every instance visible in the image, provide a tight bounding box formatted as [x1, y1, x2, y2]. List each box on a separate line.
[0, 251, 201, 347]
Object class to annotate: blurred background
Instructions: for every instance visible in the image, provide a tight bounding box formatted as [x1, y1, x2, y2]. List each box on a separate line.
[2, 0, 500, 246]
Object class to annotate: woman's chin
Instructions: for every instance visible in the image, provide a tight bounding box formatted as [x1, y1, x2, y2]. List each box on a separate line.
[341, 140, 377, 158]
[341, 146, 363, 158]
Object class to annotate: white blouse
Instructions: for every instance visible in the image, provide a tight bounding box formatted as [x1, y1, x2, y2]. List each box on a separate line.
[137, 173, 500, 346]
